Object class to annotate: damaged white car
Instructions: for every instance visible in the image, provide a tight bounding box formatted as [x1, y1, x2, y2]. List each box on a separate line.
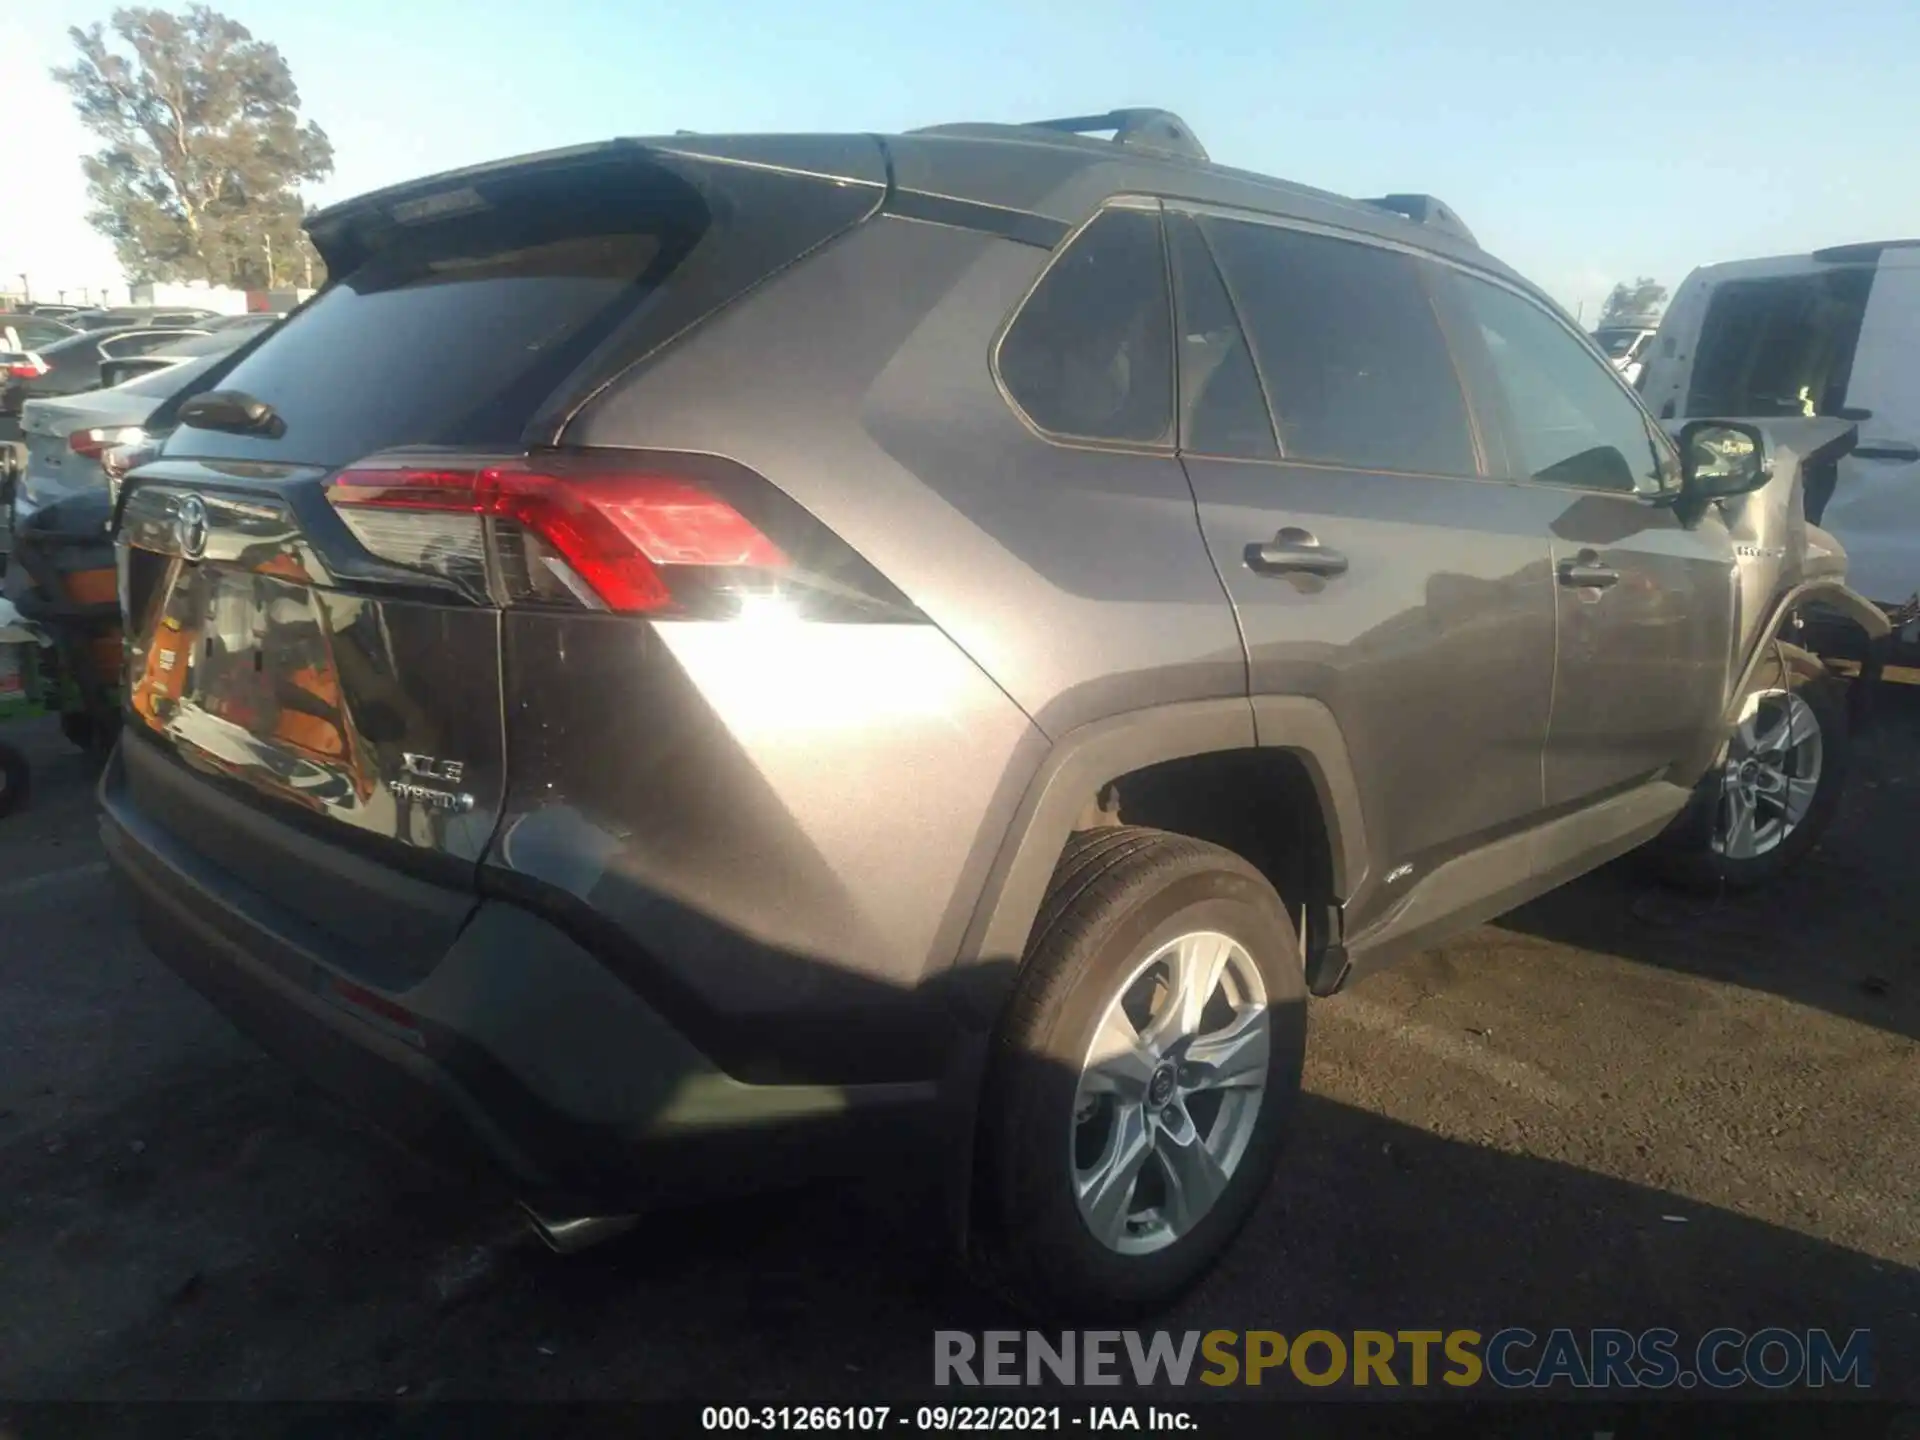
[1638, 239, 1920, 651]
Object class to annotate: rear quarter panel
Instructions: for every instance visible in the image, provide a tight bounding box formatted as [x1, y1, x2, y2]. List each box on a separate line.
[520, 215, 1246, 1078]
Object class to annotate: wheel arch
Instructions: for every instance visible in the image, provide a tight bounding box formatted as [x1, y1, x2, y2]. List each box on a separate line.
[1735, 580, 1889, 722]
[1732, 579, 1891, 762]
[938, 696, 1365, 1261]
[944, 696, 1368, 1027]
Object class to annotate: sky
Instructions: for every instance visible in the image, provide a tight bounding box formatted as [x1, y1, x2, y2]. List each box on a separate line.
[3, 0, 1917, 320]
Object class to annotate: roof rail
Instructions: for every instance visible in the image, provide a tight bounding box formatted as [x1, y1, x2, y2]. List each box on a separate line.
[1361, 193, 1478, 248]
[1024, 109, 1209, 161]
[911, 109, 1209, 163]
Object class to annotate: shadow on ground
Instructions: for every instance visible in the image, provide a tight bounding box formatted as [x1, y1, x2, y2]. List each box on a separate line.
[2, 1061, 1913, 1401]
[1500, 685, 1920, 1043]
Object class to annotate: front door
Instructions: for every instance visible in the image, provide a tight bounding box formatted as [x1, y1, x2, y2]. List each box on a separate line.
[1435, 268, 1736, 810]
[1166, 207, 1559, 930]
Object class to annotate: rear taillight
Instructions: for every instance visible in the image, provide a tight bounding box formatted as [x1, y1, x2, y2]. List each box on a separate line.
[70, 425, 145, 460]
[5, 355, 47, 379]
[325, 452, 915, 622]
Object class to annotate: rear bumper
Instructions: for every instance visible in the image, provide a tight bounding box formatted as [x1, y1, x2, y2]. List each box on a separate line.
[100, 742, 963, 1210]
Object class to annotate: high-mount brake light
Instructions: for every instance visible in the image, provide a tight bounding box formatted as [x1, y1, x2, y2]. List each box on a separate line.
[326, 458, 789, 614]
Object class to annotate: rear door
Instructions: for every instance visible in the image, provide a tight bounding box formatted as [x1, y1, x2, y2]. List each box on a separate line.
[1831, 250, 1920, 609]
[1168, 206, 1558, 930]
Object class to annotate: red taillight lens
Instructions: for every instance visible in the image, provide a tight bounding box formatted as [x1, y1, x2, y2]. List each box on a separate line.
[327, 458, 790, 615]
[6, 357, 47, 379]
[70, 425, 144, 460]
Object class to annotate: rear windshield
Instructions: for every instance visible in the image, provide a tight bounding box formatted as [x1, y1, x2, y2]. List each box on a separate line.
[1685, 268, 1872, 418]
[164, 163, 710, 467]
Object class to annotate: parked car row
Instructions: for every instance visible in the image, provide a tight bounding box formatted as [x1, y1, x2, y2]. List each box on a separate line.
[74, 108, 1890, 1318]
[8, 301, 221, 329]
[0, 318, 279, 556]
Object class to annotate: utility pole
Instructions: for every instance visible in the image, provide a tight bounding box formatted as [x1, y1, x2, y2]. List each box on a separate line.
[16, 274, 27, 303]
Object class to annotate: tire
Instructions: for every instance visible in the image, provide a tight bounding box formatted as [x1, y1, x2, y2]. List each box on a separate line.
[0, 741, 28, 818]
[1653, 658, 1849, 892]
[58, 711, 94, 752]
[973, 826, 1307, 1318]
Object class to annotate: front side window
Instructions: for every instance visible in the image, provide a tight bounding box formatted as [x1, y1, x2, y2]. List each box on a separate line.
[1452, 274, 1660, 493]
[997, 207, 1174, 446]
[1200, 216, 1478, 476]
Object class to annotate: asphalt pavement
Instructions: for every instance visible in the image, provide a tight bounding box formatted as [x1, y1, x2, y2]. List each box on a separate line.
[1, 695, 1916, 1404]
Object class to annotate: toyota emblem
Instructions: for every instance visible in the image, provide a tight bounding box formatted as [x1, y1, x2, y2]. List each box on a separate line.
[178, 494, 209, 561]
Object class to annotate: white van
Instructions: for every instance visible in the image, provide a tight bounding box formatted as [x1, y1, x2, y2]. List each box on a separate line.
[1639, 239, 1920, 624]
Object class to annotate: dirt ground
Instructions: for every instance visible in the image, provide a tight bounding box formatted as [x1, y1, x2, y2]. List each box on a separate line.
[1, 690, 1916, 1406]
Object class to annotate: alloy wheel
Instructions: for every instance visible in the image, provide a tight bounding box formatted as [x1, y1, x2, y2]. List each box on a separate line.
[1070, 930, 1270, 1255]
[1713, 686, 1824, 861]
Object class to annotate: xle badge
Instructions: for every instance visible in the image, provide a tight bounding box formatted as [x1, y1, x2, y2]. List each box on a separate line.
[393, 753, 475, 813]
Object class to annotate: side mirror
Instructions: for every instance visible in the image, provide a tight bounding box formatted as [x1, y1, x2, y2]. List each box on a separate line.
[1677, 420, 1771, 502]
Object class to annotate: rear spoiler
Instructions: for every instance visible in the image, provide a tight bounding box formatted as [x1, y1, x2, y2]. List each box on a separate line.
[305, 135, 888, 277]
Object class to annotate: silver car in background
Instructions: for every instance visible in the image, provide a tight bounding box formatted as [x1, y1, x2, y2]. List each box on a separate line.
[10, 334, 247, 536]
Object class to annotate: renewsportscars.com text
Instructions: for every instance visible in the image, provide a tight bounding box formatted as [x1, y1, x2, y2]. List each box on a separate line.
[933, 1328, 1874, 1390]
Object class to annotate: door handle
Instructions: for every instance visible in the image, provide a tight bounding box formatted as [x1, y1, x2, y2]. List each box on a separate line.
[1854, 441, 1920, 463]
[1246, 528, 1348, 579]
[1557, 551, 1619, 589]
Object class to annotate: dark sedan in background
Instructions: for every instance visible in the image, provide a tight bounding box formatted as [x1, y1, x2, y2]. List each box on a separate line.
[1, 325, 214, 422]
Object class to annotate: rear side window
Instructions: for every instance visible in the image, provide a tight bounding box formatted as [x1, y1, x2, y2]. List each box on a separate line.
[119, 351, 225, 397]
[1451, 273, 1659, 493]
[100, 331, 194, 360]
[1201, 217, 1478, 476]
[1166, 211, 1277, 459]
[997, 207, 1174, 446]
[145, 329, 242, 360]
[1686, 270, 1872, 418]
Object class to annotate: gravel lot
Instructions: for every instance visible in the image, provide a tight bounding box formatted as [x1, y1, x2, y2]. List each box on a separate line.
[1, 692, 1917, 1404]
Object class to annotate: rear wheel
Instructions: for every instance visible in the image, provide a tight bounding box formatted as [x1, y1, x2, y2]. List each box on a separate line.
[974, 827, 1306, 1318]
[1656, 660, 1848, 891]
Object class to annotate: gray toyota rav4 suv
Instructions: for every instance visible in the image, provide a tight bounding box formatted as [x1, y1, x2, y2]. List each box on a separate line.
[101, 110, 1885, 1316]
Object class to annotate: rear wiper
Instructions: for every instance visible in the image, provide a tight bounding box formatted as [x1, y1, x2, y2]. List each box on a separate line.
[177, 389, 286, 438]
